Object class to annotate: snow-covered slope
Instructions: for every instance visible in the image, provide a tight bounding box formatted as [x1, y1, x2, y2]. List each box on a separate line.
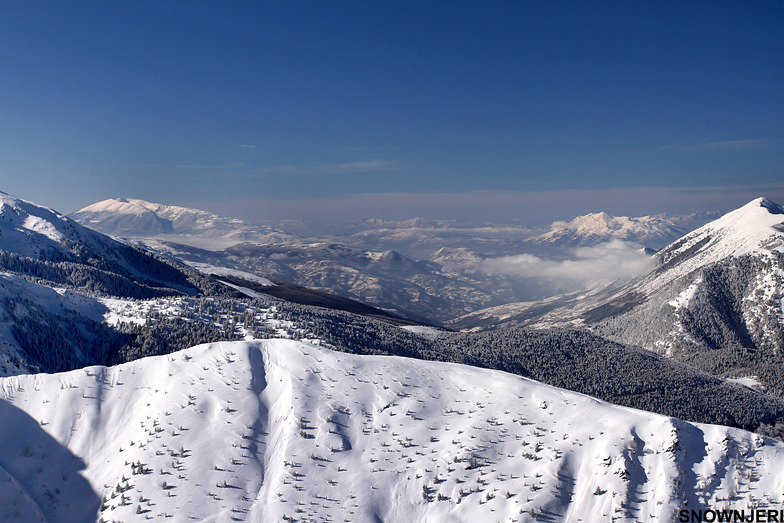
[2, 339, 784, 522]
[72, 198, 294, 249]
[651, 197, 784, 289]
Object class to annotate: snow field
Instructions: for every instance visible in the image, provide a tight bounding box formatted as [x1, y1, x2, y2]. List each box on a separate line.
[2, 339, 784, 522]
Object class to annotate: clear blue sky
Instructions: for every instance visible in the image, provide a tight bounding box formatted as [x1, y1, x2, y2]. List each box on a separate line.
[1, 1, 782, 224]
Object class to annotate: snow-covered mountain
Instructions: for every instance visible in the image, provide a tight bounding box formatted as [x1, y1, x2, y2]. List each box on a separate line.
[0, 190, 249, 374]
[645, 197, 784, 291]
[589, 198, 784, 393]
[1, 192, 157, 275]
[453, 197, 784, 329]
[452, 198, 784, 402]
[527, 212, 687, 251]
[3, 338, 784, 523]
[0, 191, 86, 259]
[71, 198, 294, 249]
[0, 191, 220, 296]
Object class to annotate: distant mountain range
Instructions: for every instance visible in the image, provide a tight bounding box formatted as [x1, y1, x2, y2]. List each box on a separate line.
[3, 188, 784, 519]
[312, 211, 716, 262]
[527, 211, 687, 251]
[72, 197, 294, 249]
[70, 197, 722, 321]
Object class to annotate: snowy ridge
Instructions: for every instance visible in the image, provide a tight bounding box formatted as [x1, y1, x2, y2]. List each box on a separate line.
[184, 263, 275, 287]
[530, 212, 686, 250]
[72, 198, 294, 249]
[2, 339, 784, 522]
[654, 197, 784, 284]
[0, 191, 95, 259]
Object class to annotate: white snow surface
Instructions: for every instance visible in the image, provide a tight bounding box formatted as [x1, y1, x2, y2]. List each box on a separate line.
[2, 339, 784, 522]
[400, 325, 445, 336]
[725, 376, 765, 391]
[185, 262, 275, 286]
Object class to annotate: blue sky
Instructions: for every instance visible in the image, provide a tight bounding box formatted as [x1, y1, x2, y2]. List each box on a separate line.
[1, 1, 782, 225]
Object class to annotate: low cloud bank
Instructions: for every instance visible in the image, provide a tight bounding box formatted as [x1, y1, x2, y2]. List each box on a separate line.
[481, 240, 654, 285]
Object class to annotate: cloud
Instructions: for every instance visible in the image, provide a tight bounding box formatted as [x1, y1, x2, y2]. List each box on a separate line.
[240, 144, 256, 148]
[176, 162, 245, 169]
[249, 159, 395, 177]
[333, 146, 398, 152]
[334, 160, 394, 172]
[661, 139, 764, 152]
[480, 240, 655, 285]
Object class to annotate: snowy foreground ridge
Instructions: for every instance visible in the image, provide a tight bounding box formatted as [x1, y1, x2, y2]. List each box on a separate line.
[2, 340, 784, 523]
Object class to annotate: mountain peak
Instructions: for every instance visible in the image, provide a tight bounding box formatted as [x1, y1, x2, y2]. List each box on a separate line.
[651, 196, 784, 283]
[756, 196, 784, 215]
[531, 211, 686, 250]
[705, 197, 784, 237]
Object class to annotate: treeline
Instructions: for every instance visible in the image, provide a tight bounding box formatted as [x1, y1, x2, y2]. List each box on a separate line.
[4, 296, 131, 373]
[0, 248, 238, 299]
[110, 319, 236, 364]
